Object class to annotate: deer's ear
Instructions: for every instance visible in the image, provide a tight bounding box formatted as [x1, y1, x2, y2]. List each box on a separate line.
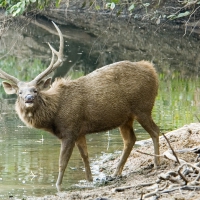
[37, 78, 52, 90]
[2, 81, 18, 94]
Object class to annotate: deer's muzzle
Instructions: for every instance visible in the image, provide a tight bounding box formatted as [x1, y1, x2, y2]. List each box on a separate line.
[25, 94, 34, 103]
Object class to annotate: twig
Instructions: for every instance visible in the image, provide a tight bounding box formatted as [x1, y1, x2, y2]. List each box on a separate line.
[177, 167, 188, 185]
[136, 150, 164, 157]
[143, 182, 168, 198]
[29, 171, 37, 181]
[139, 191, 143, 200]
[195, 114, 200, 123]
[189, 19, 200, 36]
[161, 185, 200, 194]
[184, 5, 200, 36]
[163, 150, 186, 164]
[195, 154, 200, 162]
[113, 182, 155, 192]
[178, 163, 200, 184]
[179, 163, 200, 173]
[162, 133, 180, 164]
[158, 172, 183, 184]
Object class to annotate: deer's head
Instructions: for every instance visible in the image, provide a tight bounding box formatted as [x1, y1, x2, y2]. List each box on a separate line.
[0, 22, 64, 108]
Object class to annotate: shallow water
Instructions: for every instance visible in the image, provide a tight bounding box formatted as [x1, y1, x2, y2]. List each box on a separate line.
[0, 19, 200, 199]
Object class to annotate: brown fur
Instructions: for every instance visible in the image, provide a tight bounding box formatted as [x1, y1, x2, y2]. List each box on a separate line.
[2, 60, 160, 190]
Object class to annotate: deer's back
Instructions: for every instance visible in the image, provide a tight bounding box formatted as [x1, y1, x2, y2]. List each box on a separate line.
[58, 60, 158, 134]
[84, 60, 158, 109]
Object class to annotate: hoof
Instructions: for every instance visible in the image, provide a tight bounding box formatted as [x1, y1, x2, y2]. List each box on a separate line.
[106, 175, 122, 182]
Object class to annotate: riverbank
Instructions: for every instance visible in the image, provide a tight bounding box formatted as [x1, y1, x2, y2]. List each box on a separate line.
[26, 123, 200, 200]
[41, 0, 200, 36]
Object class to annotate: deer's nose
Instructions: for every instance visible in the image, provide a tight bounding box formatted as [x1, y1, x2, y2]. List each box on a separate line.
[25, 94, 34, 102]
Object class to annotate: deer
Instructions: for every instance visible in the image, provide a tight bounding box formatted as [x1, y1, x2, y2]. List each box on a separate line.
[0, 22, 160, 191]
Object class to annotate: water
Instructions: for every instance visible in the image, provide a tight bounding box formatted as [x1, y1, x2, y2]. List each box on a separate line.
[0, 18, 200, 199]
[0, 110, 124, 198]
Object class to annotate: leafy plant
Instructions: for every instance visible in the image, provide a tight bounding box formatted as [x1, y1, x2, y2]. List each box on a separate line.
[0, 0, 61, 16]
[103, 0, 153, 17]
[143, 2, 150, 13]
[167, 0, 200, 20]
[167, 11, 190, 20]
[105, 0, 120, 11]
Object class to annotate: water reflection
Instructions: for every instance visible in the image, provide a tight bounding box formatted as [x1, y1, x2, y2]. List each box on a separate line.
[155, 74, 200, 131]
[0, 110, 124, 198]
[0, 19, 200, 199]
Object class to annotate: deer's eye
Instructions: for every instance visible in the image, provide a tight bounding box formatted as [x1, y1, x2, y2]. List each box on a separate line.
[34, 90, 37, 93]
[19, 91, 22, 95]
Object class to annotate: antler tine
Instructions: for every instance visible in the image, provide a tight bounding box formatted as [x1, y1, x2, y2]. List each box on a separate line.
[0, 69, 20, 85]
[33, 48, 56, 81]
[32, 21, 64, 84]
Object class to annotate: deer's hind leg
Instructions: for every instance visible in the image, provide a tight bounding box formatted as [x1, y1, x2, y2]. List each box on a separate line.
[113, 116, 135, 177]
[76, 135, 93, 181]
[136, 113, 160, 168]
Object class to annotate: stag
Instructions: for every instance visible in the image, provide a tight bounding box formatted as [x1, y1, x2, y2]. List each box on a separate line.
[0, 22, 160, 190]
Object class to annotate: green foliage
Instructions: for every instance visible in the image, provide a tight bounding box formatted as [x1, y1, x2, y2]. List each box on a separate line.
[142, 2, 150, 13]
[168, 11, 190, 20]
[106, 2, 116, 10]
[0, 0, 61, 16]
[84, 0, 199, 24]
[167, 0, 200, 20]
[128, 4, 135, 12]
[104, 0, 150, 15]
[105, 0, 120, 10]
[80, 0, 153, 15]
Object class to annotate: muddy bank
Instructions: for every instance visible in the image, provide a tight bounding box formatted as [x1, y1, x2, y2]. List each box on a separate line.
[1, 15, 200, 79]
[26, 123, 200, 200]
[38, 0, 200, 75]
[42, 0, 200, 35]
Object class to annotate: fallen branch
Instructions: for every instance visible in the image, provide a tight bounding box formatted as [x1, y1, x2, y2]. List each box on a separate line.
[161, 185, 200, 194]
[136, 134, 185, 165]
[113, 182, 155, 192]
[136, 150, 164, 157]
[136, 149, 186, 164]
[177, 167, 188, 185]
[162, 133, 180, 164]
[143, 184, 200, 198]
[143, 182, 168, 198]
[163, 150, 186, 164]
[114, 128, 200, 199]
[158, 172, 183, 184]
[178, 163, 200, 184]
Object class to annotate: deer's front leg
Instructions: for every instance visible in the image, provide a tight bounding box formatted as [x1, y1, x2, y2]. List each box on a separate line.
[56, 137, 75, 191]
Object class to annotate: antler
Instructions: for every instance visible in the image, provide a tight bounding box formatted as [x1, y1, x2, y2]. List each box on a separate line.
[0, 69, 20, 85]
[0, 22, 63, 86]
[31, 21, 64, 84]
